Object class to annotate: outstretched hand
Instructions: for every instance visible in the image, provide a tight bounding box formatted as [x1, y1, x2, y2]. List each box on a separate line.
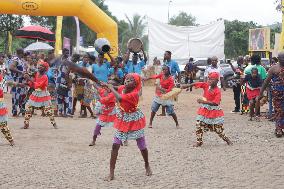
[197, 98, 204, 104]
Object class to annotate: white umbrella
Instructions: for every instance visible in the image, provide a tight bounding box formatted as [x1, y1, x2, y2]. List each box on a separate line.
[24, 42, 54, 51]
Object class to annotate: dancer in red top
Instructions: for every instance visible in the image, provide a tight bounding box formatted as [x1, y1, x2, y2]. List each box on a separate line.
[0, 75, 14, 146]
[105, 73, 152, 181]
[89, 80, 118, 146]
[23, 61, 57, 129]
[145, 65, 179, 128]
[182, 72, 232, 147]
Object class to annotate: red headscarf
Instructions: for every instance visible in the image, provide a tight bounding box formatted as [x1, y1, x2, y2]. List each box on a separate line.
[208, 72, 219, 80]
[125, 73, 142, 93]
[38, 61, 49, 71]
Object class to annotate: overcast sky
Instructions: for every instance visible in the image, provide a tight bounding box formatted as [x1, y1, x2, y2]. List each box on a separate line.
[104, 0, 281, 26]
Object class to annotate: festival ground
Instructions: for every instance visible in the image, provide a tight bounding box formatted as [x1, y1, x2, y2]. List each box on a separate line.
[1, 86, 282, 189]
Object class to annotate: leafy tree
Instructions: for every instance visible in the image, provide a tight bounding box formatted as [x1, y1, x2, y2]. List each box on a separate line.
[118, 14, 147, 54]
[169, 11, 197, 26]
[224, 20, 258, 58]
[0, 14, 24, 53]
[275, 0, 282, 11]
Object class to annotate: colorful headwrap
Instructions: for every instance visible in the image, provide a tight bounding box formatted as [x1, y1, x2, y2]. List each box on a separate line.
[39, 61, 49, 71]
[125, 73, 142, 93]
[208, 72, 219, 80]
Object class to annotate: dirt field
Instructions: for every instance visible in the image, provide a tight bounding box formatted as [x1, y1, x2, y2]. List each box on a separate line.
[1, 86, 282, 189]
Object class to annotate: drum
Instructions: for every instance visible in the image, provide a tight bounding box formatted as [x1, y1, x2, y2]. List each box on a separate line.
[160, 88, 182, 100]
[127, 38, 143, 53]
[94, 38, 111, 54]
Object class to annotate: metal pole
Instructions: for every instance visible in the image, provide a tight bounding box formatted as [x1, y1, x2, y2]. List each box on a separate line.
[279, 0, 284, 51]
[168, 0, 172, 23]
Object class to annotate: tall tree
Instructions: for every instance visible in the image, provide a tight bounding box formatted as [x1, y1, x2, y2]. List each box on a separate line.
[119, 14, 147, 54]
[0, 14, 24, 53]
[224, 20, 258, 58]
[169, 11, 197, 26]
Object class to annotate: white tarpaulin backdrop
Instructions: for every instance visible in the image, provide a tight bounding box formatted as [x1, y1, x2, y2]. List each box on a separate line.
[148, 17, 225, 61]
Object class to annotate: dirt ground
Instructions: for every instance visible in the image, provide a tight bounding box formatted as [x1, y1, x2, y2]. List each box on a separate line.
[1, 86, 283, 189]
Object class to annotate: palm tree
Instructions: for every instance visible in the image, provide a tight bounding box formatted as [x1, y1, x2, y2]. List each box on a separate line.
[119, 14, 147, 54]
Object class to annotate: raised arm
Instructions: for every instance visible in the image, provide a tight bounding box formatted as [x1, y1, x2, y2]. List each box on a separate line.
[107, 52, 115, 66]
[107, 84, 122, 102]
[141, 45, 148, 63]
[64, 61, 100, 85]
[122, 50, 130, 66]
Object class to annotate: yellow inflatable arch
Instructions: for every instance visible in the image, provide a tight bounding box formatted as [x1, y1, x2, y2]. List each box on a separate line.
[0, 0, 118, 56]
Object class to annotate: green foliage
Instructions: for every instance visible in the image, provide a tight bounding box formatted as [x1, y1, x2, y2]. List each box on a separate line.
[0, 14, 24, 53]
[119, 14, 147, 54]
[169, 11, 197, 26]
[224, 20, 258, 58]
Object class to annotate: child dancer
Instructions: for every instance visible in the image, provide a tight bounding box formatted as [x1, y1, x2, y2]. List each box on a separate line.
[182, 72, 232, 147]
[242, 68, 262, 121]
[105, 73, 152, 181]
[145, 65, 179, 128]
[23, 61, 57, 129]
[0, 75, 14, 146]
[89, 80, 117, 146]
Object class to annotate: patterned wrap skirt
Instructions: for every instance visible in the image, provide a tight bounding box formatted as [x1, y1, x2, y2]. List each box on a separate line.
[0, 101, 8, 123]
[196, 104, 225, 125]
[26, 90, 52, 108]
[114, 107, 146, 142]
[97, 107, 116, 128]
[47, 83, 57, 109]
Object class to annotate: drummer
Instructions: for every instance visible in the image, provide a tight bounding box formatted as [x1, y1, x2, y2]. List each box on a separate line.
[123, 44, 147, 76]
[144, 65, 179, 129]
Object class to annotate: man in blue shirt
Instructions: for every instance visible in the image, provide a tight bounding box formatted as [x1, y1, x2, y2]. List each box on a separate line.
[163, 51, 181, 83]
[123, 46, 148, 75]
[92, 52, 114, 82]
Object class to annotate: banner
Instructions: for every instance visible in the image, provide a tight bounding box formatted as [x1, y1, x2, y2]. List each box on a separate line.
[63, 37, 71, 52]
[55, 16, 63, 55]
[74, 16, 80, 54]
[148, 17, 225, 62]
[249, 27, 270, 51]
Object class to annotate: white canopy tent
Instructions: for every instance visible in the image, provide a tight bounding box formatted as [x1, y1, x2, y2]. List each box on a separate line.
[148, 17, 225, 62]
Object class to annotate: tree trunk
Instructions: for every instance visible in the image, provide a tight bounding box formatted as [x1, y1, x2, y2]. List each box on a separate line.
[4, 31, 9, 54]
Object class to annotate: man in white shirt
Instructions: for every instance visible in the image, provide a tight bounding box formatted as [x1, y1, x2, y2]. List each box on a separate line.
[204, 56, 226, 91]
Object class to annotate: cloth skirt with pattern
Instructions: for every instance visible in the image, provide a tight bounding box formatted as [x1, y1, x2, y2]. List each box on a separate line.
[114, 107, 146, 142]
[26, 90, 52, 107]
[0, 101, 8, 123]
[196, 104, 224, 125]
[97, 108, 116, 128]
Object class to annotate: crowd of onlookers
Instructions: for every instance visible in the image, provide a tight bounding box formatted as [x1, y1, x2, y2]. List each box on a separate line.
[0, 47, 149, 118]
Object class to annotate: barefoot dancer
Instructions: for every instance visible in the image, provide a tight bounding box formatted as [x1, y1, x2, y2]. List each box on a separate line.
[145, 65, 179, 128]
[0, 75, 14, 146]
[105, 73, 152, 181]
[89, 80, 117, 146]
[182, 72, 232, 147]
[23, 61, 57, 129]
[257, 51, 284, 137]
